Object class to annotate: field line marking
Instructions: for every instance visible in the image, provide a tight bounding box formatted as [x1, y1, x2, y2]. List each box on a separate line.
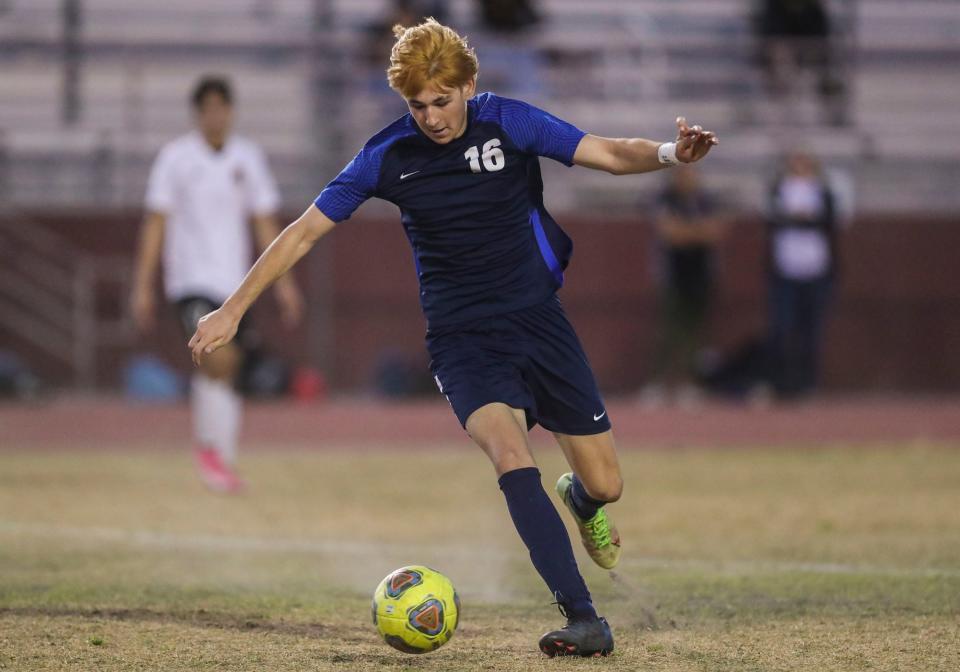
[2, 520, 959, 579]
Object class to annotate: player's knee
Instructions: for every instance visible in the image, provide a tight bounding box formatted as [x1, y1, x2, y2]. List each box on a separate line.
[475, 436, 534, 475]
[591, 475, 623, 503]
[201, 362, 236, 382]
[200, 346, 242, 381]
[467, 408, 534, 475]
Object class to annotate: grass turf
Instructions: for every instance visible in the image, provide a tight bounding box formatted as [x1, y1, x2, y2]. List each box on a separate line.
[1, 443, 958, 671]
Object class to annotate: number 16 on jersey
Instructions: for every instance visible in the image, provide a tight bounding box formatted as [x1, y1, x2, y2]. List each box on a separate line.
[464, 139, 505, 173]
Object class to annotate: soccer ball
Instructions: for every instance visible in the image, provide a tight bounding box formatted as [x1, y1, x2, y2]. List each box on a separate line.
[372, 565, 460, 654]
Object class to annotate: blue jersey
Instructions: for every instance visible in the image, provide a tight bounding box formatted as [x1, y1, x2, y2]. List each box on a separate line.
[314, 92, 586, 328]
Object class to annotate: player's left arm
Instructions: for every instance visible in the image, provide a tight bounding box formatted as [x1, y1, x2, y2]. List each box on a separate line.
[252, 213, 304, 328]
[573, 117, 718, 175]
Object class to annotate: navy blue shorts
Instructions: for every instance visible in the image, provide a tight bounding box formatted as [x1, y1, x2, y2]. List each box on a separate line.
[426, 295, 611, 436]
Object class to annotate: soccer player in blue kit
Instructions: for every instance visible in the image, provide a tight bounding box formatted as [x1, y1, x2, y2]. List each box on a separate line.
[189, 19, 717, 657]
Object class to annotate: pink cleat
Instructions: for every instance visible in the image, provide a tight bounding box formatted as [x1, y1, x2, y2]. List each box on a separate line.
[194, 446, 245, 494]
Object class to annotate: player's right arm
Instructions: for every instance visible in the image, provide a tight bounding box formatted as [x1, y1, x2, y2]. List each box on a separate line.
[130, 211, 166, 333]
[133, 142, 176, 334]
[188, 204, 335, 365]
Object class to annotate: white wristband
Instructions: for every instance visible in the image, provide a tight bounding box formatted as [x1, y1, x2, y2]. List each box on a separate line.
[658, 142, 680, 166]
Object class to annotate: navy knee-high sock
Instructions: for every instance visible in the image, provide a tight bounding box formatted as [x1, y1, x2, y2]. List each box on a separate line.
[498, 467, 597, 621]
[570, 474, 606, 521]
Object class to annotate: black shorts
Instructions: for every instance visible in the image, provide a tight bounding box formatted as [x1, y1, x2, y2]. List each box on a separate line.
[426, 295, 611, 436]
[174, 295, 256, 352]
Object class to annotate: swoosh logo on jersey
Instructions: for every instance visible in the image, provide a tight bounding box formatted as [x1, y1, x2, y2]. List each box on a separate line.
[400, 170, 421, 180]
[593, 411, 606, 422]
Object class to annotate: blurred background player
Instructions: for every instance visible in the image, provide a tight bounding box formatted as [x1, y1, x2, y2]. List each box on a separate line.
[130, 75, 303, 492]
[187, 19, 716, 656]
[640, 165, 726, 407]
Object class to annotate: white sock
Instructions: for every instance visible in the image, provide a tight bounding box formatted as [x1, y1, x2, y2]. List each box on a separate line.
[191, 373, 242, 465]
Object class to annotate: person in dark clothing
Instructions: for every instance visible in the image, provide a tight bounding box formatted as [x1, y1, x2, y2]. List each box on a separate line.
[643, 166, 725, 404]
[755, 0, 847, 125]
[477, 0, 540, 32]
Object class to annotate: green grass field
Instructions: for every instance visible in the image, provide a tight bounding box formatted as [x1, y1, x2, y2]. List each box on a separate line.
[2, 442, 959, 671]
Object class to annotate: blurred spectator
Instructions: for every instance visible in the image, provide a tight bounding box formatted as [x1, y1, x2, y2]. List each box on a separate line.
[764, 151, 844, 398]
[754, 0, 847, 125]
[477, 0, 540, 32]
[363, 0, 447, 71]
[470, 0, 543, 96]
[361, 0, 447, 122]
[640, 166, 726, 406]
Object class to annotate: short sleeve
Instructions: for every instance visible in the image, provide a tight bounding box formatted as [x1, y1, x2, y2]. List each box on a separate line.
[145, 146, 176, 213]
[313, 146, 382, 223]
[495, 97, 586, 166]
[245, 144, 280, 215]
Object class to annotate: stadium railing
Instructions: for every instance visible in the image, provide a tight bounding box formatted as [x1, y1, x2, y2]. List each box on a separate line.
[0, 211, 132, 389]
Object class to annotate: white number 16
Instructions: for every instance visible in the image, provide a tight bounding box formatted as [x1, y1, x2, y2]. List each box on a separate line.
[464, 138, 505, 173]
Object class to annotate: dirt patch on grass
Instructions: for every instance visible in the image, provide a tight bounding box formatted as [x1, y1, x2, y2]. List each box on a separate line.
[0, 606, 341, 639]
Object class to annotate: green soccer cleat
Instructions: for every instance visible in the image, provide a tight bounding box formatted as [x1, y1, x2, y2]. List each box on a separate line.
[556, 472, 621, 570]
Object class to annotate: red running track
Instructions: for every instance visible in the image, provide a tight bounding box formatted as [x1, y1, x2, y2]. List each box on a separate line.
[1, 396, 958, 450]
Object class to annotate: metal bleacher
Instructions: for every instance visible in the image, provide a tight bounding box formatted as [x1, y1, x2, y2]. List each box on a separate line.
[0, 0, 959, 213]
[1, 0, 958, 390]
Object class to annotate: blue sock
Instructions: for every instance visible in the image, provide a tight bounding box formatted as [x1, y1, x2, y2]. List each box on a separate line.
[570, 474, 605, 521]
[498, 467, 597, 621]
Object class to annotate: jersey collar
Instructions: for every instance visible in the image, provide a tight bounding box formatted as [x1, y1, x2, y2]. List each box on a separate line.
[191, 131, 234, 157]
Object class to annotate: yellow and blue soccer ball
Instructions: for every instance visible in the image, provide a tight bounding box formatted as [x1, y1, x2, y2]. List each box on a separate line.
[372, 565, 460, 654]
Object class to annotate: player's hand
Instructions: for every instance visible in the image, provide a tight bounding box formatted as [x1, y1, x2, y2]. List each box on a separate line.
[274, 279, 304, 329]
[675, 116, 718, 163]
[131, 285, 156, 333]
[188, 307, 240, 366]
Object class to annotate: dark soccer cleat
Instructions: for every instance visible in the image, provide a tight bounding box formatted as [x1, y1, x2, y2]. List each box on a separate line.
[538, 615, 614, 658]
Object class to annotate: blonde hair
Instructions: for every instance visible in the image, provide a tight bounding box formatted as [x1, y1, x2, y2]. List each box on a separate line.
[387, 18, 479, 98]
